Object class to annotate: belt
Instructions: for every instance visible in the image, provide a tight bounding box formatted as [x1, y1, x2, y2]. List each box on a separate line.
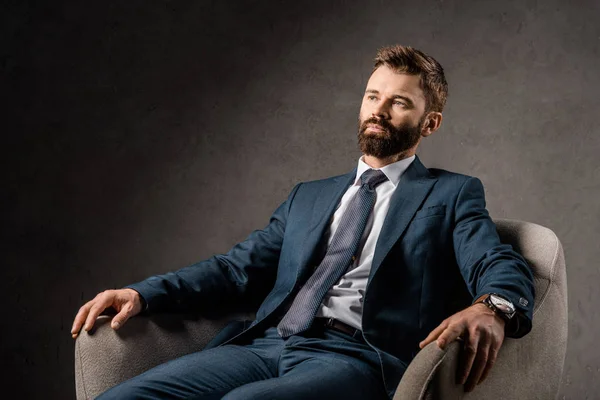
[314, 317, 362, 339]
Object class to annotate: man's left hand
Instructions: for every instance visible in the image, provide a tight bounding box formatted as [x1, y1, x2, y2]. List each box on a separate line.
[418, 302, 506, 393]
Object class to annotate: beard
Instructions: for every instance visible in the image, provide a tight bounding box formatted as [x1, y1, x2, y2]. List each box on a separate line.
[357, 115, 424, 158]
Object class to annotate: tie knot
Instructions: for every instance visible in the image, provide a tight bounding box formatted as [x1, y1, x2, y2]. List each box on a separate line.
[360, 169, 388, 189]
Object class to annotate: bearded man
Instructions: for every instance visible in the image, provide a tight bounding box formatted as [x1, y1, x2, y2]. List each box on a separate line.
[72, 45, 535, 400]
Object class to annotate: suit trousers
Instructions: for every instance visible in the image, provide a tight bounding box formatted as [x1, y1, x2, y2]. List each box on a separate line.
[96, 325, 391, 400]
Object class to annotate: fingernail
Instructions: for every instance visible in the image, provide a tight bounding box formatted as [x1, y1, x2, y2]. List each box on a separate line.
[72, 333, 78, 339]
[112, 321, 120, 329]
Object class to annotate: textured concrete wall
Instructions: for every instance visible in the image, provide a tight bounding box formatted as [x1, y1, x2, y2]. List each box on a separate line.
[3, 0, 599, 398]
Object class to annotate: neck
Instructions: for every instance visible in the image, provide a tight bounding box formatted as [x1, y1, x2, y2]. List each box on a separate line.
[362, 150, 415, 169]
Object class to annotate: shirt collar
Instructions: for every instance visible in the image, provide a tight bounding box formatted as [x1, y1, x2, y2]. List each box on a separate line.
[353, 154, 416, 188]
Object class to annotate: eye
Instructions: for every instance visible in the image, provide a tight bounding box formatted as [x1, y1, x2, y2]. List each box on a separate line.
[393, 100, 406, 107]
[366, 95, 378, 101]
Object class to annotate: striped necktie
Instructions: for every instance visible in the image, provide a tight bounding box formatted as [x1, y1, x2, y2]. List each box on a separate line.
[277, 168, 388, 337]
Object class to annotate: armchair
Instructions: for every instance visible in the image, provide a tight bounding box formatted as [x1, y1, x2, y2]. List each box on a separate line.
[75, 219, 567, 399]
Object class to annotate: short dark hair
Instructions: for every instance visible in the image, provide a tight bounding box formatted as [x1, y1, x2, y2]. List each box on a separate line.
[373, 45, 448, 113]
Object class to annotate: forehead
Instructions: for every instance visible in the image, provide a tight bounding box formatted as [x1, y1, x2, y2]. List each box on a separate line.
[366, 66, 426, 105]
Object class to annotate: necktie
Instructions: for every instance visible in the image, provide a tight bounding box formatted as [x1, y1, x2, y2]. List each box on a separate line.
[277, 168, 388, 337]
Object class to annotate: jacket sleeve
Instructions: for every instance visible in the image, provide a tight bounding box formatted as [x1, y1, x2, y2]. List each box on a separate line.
[452, 177, 535, 338]
[125, 182, 302, 314]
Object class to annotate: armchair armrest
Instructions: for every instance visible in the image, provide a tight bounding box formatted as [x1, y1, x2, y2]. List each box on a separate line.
[74, 313, 251, 400]
[394, 336, 556, 400]
[393, 340, 463, 400]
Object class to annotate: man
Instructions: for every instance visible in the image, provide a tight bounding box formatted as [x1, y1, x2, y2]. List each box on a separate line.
[71, 45, 535, 399]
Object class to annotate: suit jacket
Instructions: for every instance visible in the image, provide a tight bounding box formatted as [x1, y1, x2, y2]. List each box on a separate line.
[128, 156, 535, 397]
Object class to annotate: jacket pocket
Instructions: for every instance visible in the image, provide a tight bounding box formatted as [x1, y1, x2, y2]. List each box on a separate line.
[413, 205, 446, 220]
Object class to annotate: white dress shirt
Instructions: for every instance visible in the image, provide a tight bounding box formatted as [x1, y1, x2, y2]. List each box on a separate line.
[315, 154, 416, 330]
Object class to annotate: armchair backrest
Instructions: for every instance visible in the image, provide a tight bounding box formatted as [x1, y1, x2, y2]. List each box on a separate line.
[490, 218, 568, 398]
[420, 218, 568, 400]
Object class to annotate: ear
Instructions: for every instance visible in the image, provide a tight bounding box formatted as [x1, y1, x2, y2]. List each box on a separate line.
[420, 112, 443, 137]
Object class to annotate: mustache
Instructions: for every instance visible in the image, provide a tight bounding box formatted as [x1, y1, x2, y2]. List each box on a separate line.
[360, 117, 394, 133]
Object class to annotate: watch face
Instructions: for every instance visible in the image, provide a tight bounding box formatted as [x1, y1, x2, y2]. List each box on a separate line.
[490, 294, 516, 313]
[496, 303, 512, 313]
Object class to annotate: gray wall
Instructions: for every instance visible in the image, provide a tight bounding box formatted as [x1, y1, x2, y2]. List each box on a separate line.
[3, 0, 599, 398]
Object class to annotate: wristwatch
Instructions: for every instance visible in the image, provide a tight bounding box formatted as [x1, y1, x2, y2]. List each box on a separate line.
[480, 293, 516, 322]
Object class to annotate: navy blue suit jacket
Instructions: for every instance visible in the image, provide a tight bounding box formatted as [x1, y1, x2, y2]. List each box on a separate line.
[128, 156, 535, 396]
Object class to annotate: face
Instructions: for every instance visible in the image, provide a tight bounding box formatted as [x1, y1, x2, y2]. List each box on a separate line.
[358, 65, 428, 158]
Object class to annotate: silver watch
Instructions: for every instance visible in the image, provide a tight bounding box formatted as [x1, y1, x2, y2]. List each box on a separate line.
[482, 293, 516, 321]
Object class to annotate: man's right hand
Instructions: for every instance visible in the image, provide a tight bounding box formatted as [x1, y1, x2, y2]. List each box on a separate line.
[71, 288, 143, 339]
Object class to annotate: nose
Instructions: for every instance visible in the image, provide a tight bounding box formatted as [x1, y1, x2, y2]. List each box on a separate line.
[371, 100, 390, 120]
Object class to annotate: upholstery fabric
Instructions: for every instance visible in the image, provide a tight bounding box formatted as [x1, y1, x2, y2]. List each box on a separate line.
[393, 218, 568, 399]
[75, 312, 254, 400]
[74, 218, 567, 400]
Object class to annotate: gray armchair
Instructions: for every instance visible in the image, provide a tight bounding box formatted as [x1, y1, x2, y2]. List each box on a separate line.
[75, 219, 567, 399]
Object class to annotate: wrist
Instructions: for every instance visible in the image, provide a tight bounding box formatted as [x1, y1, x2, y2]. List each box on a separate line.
[125, 288, 147, 312]
[475, 293, 516, 329]
[473, 301, 506, 326]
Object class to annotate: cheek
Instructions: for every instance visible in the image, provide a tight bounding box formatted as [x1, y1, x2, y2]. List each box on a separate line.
[359, 105, 371, 122]
[391, 114, 418, 129]
[389, 116, 405, 129]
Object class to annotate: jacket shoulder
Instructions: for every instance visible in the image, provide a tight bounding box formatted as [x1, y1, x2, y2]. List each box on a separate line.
[427, 167, 478, 186]
[299, 171, 353, 187]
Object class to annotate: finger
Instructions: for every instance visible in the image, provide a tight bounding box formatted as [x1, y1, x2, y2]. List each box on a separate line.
[419, 320, 448, 349]
[83, 303, 104, 331]
[71, 302, 93, 338]
[83, 293, 112, 331]
[435, 323, 464, 350]
[478, 339, 500, 384]
[457, 330, 481, 386]
[111, 303, 134, 330]
[464, 340, 490, 392]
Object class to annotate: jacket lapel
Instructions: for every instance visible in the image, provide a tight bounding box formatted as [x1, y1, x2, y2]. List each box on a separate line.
[295, 169, 356, 281]
[367, 156, 437, 282]
[295, 156, 437, 286]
